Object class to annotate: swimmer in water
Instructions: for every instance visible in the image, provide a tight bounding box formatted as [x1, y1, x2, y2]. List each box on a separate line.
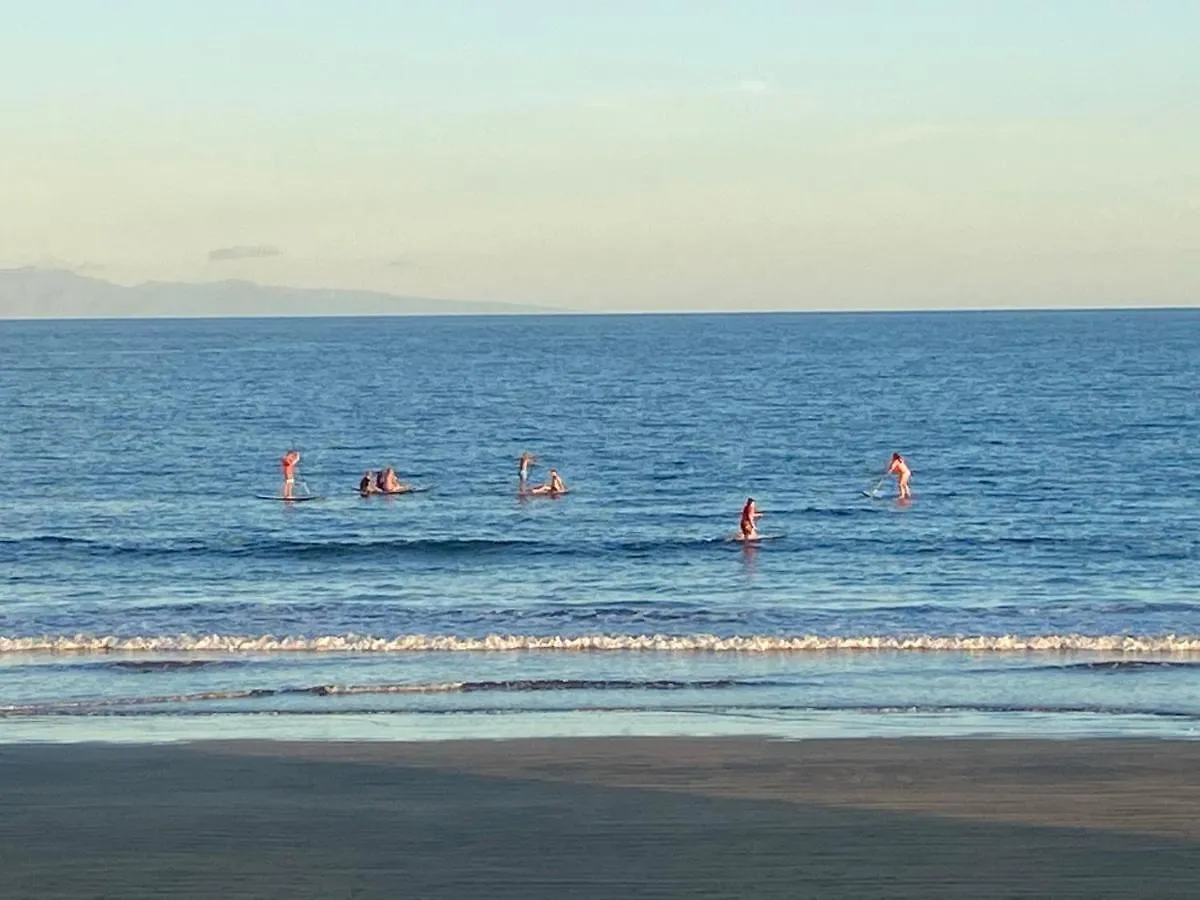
[887, 452, 912, 499]
[531, 468, 566, 496]
[280, 450, 300, 499]
[739, 497, 762, 540]
[518, 451, 537, 488]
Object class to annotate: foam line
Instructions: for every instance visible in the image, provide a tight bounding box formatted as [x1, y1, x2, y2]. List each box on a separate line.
[2, 632, 1200, 654]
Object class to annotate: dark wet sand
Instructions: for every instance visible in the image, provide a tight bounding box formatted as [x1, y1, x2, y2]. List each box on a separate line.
[2, 738, 1198, 899]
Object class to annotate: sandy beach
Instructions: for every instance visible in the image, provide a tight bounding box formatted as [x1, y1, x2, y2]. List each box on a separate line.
[1, 737, 1198, 899]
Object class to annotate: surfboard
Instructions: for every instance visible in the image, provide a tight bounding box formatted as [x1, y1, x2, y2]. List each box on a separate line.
[728, 532, 784, 543]
[256, 495, 324, 502]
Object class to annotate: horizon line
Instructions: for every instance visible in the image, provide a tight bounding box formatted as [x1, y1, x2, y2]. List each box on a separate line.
[1, 303, 1197, 323]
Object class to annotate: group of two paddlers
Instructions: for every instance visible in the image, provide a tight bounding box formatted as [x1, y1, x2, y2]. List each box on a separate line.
[276, 449, 568, 500]
[737, 453, 911, 541]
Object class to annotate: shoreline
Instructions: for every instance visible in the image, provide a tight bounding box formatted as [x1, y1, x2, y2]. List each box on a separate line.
[3, 736, 1198, 898]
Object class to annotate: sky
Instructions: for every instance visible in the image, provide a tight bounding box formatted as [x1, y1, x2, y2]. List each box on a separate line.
[1, 0, 1198, 312]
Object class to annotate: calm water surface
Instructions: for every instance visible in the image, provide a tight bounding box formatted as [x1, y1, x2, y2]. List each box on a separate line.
[1, 311, 1198, 740]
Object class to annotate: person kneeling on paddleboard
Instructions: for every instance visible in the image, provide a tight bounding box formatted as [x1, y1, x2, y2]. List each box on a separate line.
[374, 466, 409, 494]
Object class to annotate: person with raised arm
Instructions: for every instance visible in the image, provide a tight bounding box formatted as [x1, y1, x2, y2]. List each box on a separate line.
[518, 451, 537, 490]
[280, 450, 301, 500]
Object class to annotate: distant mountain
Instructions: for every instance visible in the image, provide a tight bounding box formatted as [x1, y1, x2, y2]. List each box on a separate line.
[0, 268, 551, 318]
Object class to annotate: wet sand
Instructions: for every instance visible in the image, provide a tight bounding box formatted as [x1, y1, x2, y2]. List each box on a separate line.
[2, 738, 1198, 899]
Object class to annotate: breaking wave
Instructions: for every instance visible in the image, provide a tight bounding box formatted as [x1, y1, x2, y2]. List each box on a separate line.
[3, 632, 1200, 655]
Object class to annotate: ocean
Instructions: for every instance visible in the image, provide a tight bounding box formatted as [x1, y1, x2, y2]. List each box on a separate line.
[1, 310, 1198, 742]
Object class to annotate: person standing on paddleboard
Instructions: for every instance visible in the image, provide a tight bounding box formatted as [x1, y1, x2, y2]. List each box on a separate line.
[740, 498, 762, 540]
[887, 452, 912, 499]
[518, 452, 536, 490]
[280, 450, 301, 499]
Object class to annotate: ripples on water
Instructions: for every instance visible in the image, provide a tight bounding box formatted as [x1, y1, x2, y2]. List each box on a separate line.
[1, 311, 1198, 738]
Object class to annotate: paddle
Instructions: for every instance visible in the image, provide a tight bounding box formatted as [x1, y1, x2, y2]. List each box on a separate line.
[862, 473, 888, 498]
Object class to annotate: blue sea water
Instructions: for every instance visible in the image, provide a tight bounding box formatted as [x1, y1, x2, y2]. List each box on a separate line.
[1, 310, 1198, 741]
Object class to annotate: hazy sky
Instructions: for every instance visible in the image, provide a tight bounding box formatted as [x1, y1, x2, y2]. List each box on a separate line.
[2, 1, 1198, 311]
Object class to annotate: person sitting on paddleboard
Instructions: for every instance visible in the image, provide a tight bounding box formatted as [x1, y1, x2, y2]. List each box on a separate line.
[280, 450, 300, 500]
[358, 471, 378, 496]
[887, 452, 912, 499]
[531, 468, 566, 496]
[740, 498, 762, 540]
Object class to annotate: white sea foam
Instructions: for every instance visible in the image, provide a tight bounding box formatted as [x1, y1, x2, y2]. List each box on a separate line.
[2, 633, 1200, 654]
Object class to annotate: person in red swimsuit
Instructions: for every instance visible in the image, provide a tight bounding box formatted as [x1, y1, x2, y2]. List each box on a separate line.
[280, 450, 300, 499]
[739, 498, 762, 540]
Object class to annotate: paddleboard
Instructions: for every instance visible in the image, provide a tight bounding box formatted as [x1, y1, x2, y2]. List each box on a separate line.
[525, 489, 569, 498]
[256, 495, 324, 502]
[728, 532, 784, 543]
[355, 487, 429, 496]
